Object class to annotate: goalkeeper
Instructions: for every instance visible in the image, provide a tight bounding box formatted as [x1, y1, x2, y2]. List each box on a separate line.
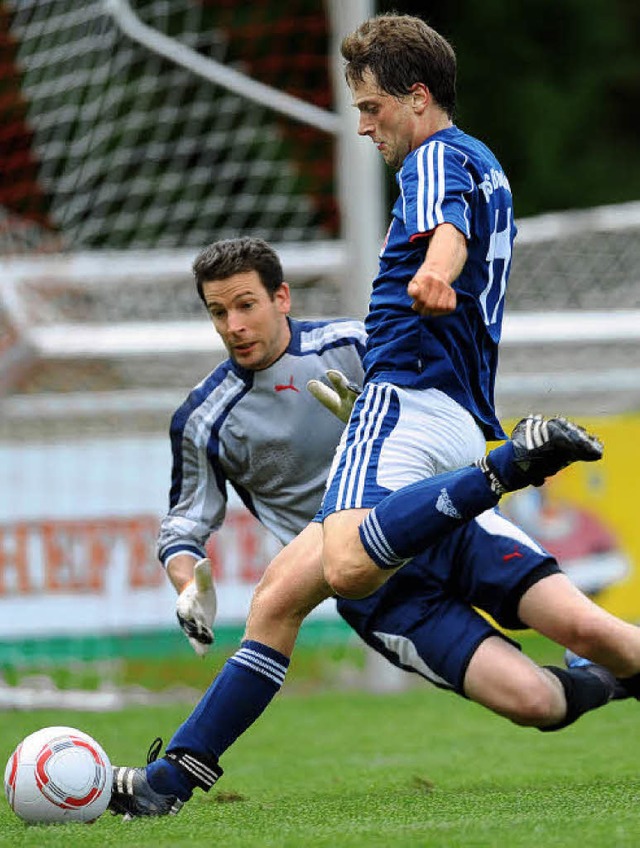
[109, 236, 640, 818]
[158, 236, 366, 655]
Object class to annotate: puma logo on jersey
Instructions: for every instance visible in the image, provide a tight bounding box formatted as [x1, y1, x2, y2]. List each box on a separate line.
[275, 376, 299, 393]
[503, 546, 523, 562]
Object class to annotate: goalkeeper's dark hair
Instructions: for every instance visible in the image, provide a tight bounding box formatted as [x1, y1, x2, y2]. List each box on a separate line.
[193, 237, 284, 303]
[341, 13, 457, 119]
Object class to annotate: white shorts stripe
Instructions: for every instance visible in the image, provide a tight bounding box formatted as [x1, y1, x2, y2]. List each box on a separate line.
[351, 385, 392, 508]
[373, 631, 452, 689]
[336, 386, 378, 509]
[339, 385, 392, 510]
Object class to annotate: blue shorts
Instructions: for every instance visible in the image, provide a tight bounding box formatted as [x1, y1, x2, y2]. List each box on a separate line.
[336, 507, 560, 694]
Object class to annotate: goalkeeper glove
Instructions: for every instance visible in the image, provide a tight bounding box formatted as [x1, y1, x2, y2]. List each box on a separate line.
[175, 558, 217, 657]
[307, 369, 361, 424]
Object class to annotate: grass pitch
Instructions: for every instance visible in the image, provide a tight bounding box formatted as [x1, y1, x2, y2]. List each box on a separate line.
[1, 637, 639, 847]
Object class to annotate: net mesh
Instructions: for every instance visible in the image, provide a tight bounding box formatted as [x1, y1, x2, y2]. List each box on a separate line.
[2, 0, 337, 253]
[510, 213, 640, 309]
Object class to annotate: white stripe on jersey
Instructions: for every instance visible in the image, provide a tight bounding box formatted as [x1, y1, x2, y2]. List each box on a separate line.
[475, 508, 547, 555]
[414, 141, 475, 238]
[416, 148, 426, 232]
[426, 143, 437, 231]
[300, 321, 366, 353]
[181, 371, 246, 523]
[423, 142, 446, 232]
[399, 170, 407, 225]
[435, 142, 446, 227]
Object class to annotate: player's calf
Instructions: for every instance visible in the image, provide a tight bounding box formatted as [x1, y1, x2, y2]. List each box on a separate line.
[538, 664, 619, 732]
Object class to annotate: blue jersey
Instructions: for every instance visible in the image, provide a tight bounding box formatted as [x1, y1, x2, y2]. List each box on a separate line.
[364, 125, 515, 440]
[158, 317, 366, 565]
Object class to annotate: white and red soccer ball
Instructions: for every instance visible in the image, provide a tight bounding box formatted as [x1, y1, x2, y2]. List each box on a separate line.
[4, 726, 112, 824]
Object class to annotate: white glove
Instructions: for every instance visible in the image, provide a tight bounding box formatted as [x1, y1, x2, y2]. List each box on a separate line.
[307, 369, 361, 424]
[175, 558, 217, 657]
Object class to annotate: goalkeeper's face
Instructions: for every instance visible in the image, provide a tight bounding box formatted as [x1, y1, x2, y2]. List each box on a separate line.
[202, 271, 292, 370]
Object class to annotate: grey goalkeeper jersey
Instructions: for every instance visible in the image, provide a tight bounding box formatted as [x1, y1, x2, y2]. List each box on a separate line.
[158, 317, 366, 565]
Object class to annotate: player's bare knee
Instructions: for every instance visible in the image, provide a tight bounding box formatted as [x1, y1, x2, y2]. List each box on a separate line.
[506, 682, 559, 728]
[250, 575, 305, 625]
[324, 567, 371, 599]
[323, 557, 379, 600]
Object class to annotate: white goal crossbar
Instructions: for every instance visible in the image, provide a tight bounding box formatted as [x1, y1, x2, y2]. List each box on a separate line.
[21, 309, 640, 360]
[2, 200, 639, 360]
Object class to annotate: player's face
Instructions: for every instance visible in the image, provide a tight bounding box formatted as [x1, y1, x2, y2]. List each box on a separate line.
[202, 271, 291, 370]
[350, 69, 420, 170]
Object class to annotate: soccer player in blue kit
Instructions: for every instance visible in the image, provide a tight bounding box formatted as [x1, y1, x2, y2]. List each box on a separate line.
[108, 18, 640, 818]
[321, 14, 518, 601]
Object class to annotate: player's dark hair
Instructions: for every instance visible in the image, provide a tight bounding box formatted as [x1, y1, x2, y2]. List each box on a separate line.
[341, 14, 457, 119]
[193, 237, 284, 303]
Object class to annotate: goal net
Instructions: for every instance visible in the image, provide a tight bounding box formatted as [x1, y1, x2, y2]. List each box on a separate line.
[2, 0, 339, 252]
[0, 0, 370, 706]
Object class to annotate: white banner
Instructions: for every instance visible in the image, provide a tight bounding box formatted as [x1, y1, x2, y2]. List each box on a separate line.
[0, 438, 334, 639]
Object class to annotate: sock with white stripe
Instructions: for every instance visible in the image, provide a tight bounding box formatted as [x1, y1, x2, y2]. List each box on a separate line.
[146, 640, 289, 798]
[359, 464, 500, 569]
[479, 440, 529, 493]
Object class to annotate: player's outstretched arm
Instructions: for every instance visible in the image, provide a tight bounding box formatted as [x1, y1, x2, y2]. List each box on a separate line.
[307, 369, 361, 424]
[407, 223, 466, 316]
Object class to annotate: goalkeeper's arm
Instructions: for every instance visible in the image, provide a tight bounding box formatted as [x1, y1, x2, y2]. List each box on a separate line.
[307, 369, 361, 424]
[167, 554, 217, 657]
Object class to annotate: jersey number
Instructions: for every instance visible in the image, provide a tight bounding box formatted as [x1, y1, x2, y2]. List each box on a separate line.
[479, 208, 512, 328]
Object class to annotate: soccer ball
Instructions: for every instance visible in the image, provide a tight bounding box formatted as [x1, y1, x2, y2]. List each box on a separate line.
[4, 726, 112, 824]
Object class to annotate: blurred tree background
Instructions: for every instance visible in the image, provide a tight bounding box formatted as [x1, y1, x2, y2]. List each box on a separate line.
[376, 0, 640, 216]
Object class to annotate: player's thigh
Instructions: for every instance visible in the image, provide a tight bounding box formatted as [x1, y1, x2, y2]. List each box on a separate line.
[249, 522, 330, 622]
[517, 571, 630, 650]
[322, 507, 371, 569]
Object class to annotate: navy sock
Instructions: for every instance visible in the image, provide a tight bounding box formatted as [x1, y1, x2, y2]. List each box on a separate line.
[483, 440, 532, 491]
[359, 464, 499, 569]
[539, 666, 615, 731]
[147, 640, 289, 797]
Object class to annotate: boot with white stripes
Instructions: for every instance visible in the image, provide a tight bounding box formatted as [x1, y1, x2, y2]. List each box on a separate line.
[110, 764, 184, 819]
[478, 414, 604, 496]
[109, 737, 223, 819]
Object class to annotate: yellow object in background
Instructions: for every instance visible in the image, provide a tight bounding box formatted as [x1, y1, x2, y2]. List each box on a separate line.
[502, 414, 640, 622]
